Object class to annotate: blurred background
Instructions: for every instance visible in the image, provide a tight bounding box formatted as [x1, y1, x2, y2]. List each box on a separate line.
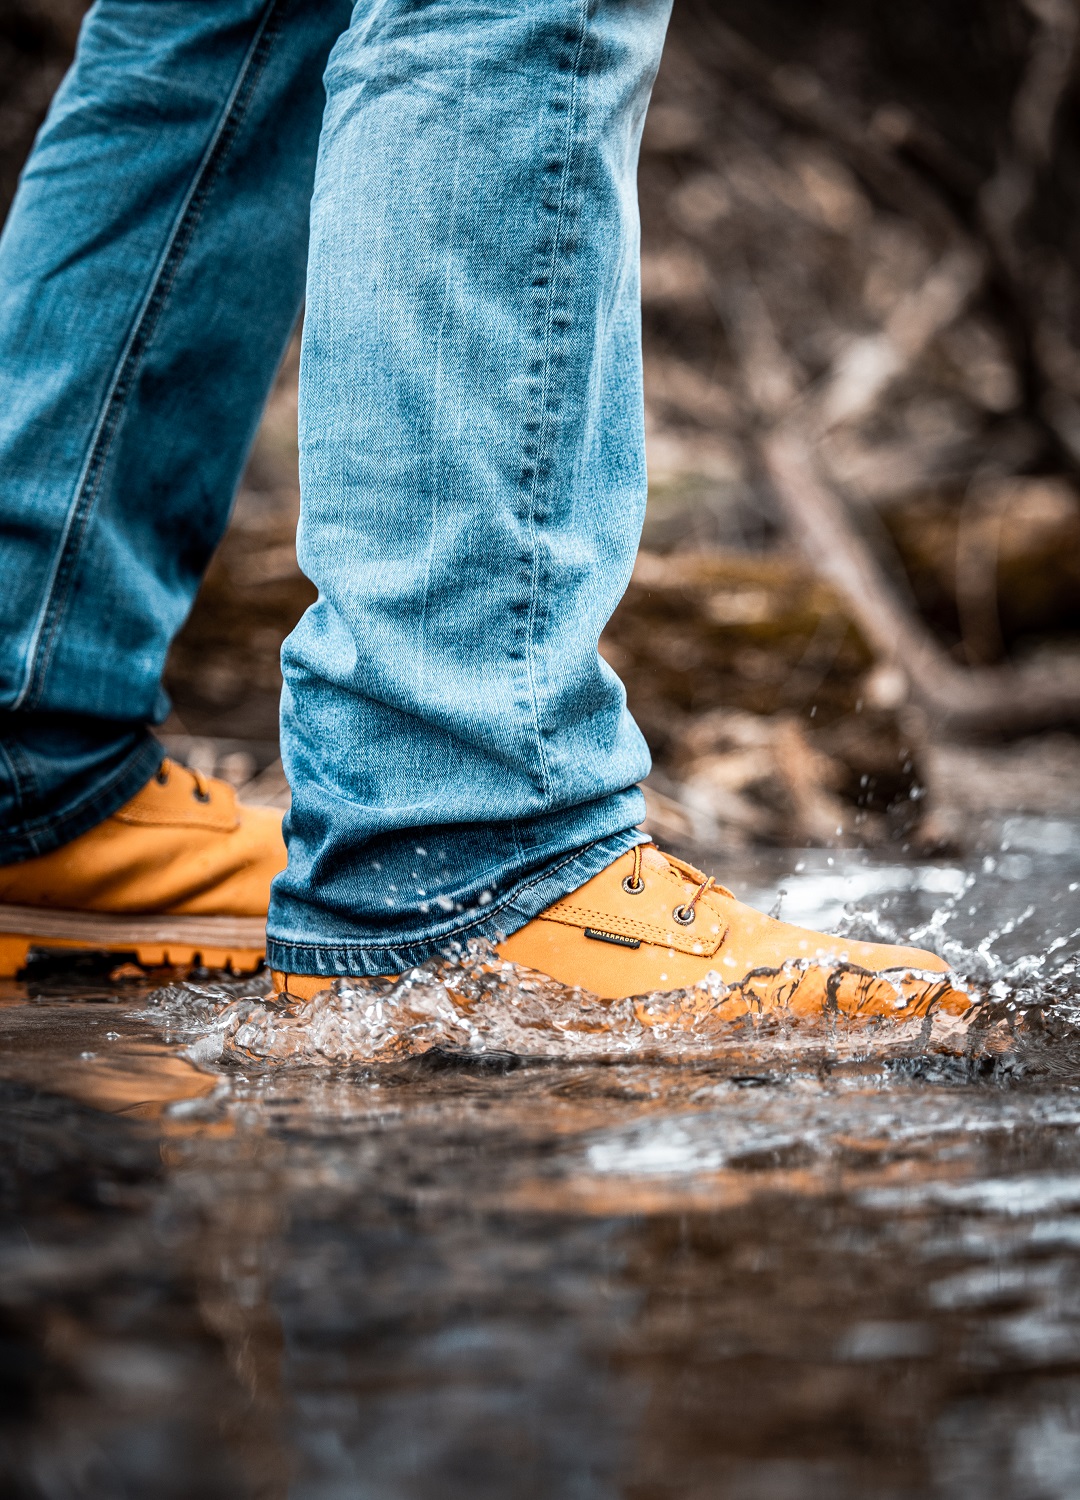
[3, 0, 1079, 850]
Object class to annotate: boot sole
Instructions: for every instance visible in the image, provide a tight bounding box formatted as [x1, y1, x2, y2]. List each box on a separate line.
[0, 904, 266, 978]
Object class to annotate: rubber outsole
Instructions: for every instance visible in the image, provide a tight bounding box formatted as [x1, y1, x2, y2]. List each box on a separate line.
[0, 903, 267, 978]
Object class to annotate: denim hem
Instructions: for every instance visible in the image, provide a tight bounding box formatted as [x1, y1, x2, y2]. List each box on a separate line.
[0, 733, 164, 864]
[265, 826, 647, 977]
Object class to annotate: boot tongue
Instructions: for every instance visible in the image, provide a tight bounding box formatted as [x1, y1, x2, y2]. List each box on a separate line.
[640, 843, 733, 899]
[640, 844, 673, 874]
[641, 844, 707, 885]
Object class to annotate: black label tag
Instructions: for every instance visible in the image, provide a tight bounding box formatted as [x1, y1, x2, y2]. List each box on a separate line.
[584, 928, 641, 949]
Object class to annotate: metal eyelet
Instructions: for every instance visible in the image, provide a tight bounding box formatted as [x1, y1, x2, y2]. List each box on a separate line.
[192, 788, 211, 804]
[672, 904, 696, 926]
[155, 767, 170, 785]
[622, 876, 645, 895]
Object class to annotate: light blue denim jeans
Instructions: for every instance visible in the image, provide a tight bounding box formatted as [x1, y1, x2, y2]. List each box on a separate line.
[0, 0, 670, 975]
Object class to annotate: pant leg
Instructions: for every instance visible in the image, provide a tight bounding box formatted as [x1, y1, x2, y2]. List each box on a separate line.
[268, 0, 671, 977]
[0, 0, 350, 861]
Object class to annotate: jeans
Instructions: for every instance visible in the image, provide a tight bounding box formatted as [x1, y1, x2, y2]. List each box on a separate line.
[0, 0, 669, 976]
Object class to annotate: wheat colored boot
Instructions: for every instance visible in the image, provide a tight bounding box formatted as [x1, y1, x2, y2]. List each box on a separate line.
[0, 759, 285, 976]
[496, 844, 967, 1015]
[274, 843, 968, 1018]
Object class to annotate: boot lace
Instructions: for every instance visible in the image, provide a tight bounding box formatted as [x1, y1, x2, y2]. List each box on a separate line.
[621, 843, 732, 926]
[156, 758, 212, 803]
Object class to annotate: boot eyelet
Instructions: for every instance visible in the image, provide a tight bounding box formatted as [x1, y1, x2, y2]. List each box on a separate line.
[622, 876, 645, 895]
[673, 904, 696, 926]
[192, 788, 211, 804]
[155, 767, 170, 785]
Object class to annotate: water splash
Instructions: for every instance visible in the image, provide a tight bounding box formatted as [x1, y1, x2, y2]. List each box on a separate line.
[136, 943, 1061, 1081]
[833, 872, 1079, 1012]
[142, 825, 1079, 1074]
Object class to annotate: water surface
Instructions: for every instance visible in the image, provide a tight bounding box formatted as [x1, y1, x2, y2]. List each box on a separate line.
[2, 821, 1078, 1499]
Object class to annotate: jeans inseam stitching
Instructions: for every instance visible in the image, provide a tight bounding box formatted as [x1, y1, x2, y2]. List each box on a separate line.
[15, 0, 288, 712]
[268, 827, 640, 955]
[0, 736, 30, 826]
[10, 735, 162, 845]
[518, 0, 591, 804]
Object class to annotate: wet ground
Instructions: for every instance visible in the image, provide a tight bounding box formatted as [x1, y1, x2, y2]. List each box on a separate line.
[1, 820, 1079, 1499]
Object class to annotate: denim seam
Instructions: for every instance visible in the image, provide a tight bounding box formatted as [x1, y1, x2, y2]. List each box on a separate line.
[0, 734, 164, 862]
[10, 737, 158, 841]
[14, 0, 289, 712]
[0, 736, 29, 827]
[518, 1, 590, 802]
[6, 736, 161, 847]
[267, 826, 644, 958]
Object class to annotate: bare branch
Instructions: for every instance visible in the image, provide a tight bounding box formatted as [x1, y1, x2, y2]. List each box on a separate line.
[762, 426, 1080, 735]
[818, 249, 983, 430]
[980, 0, 1079, 274]
[685, 2, 974, 249]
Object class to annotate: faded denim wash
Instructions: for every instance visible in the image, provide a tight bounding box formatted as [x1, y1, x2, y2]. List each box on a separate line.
[0, 0, 671, 975]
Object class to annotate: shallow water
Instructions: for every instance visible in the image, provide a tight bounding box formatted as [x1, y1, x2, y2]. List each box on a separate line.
[2, 823, 1079, 1499]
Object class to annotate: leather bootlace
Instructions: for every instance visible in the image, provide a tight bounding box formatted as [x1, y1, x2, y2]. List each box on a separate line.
[621, 843, 732, 924]
[156, 758, 212, 803]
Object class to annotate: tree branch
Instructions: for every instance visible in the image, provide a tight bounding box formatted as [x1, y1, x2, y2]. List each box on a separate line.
[762, 426, 1080, 736]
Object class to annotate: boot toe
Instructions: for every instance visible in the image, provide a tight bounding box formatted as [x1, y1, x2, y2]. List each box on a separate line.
[847, 938, 951, 975]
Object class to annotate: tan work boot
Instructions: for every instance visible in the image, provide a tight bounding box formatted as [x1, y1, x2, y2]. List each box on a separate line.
[274, 843, 967, 1017]
[0, 759, 285, 976]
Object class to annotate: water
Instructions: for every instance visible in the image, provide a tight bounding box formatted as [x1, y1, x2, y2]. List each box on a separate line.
[1, 823, 1078, 1499]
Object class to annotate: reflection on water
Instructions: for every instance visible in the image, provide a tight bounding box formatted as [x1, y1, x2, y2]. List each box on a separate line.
[1, 821, 1078, 1498]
